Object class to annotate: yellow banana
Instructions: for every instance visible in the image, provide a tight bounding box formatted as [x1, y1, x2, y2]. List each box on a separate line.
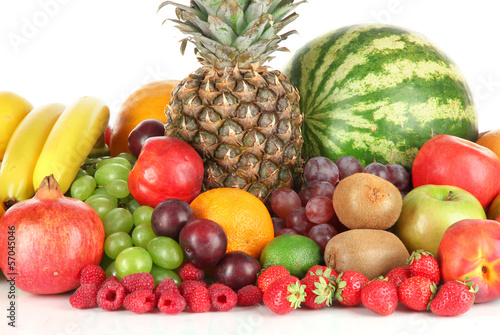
[33, 96, 110, 194]
[0, 103, 66, 207]
[0, 91, 33, 160]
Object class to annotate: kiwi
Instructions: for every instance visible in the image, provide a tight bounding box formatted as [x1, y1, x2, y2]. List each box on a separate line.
[332, 173, 403, 230]
[324, 229, 409, 279]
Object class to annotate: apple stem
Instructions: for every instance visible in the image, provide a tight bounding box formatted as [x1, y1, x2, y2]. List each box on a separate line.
[445, 191, 453, 201]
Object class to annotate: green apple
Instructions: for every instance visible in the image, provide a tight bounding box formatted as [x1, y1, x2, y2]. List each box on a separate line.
[394, 185, 486, 256]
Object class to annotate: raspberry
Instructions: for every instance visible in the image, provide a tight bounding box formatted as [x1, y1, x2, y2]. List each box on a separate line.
[80, 264, 106, 287]
[208, 283, 229, 296]
[186, 285, 211, 313]
[121, 272, 155, 294]
[209, 286, 237, 311]
[97, 282, 126, 311]
[237, 285, 263, 306]
[155, 277, 180, 300]
[178, 262, 205, 281]
[179, 280, 208, 301]
[99, 276, 120, 289]
[123, 290, 157, 314]
[158, 291, 187, 314]
[69, 284, 99, 309]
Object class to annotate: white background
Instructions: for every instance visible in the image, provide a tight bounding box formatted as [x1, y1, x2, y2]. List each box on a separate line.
[2, 1, 500, 334]
[1, 0, 500, 131]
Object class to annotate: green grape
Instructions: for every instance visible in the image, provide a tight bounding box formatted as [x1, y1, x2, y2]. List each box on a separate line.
[85, 196, 117, 219]
[70, 175, 97, 201]
[132, 205, 154, 226]
[102, 208, 134, 237]
[117, 152, 137, 164]
[82, 157, 102, 176]
[105, 261, 119, 279]
[105, 232, 134, 259]
[115, 246, 153, 278]
[128, 199, 141, 213]
[146, 236, 183, 270]
[150, 264, 181, 287]
[94, 163, 130, 186]
[100, 253, 114, 270]
[75, 169, 88, 179]
[131, 223, 156, 249]
[88, 191, 118, 206]
[97, 157, 132, 170]
[106, 179, 130, 199]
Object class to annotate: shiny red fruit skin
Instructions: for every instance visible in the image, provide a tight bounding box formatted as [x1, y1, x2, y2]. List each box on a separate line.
[128, 136, 204, 207]
[437, 219, 500, 303]
[0, 177, 104, 294]
[412, 134, 500, 209]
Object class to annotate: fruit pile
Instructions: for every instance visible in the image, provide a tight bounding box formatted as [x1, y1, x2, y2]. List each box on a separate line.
[2, 0, 500, 323]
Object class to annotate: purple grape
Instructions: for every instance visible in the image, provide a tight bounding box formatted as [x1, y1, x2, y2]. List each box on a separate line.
[286, 207, 314, 236]
[270, 187, 302, 220]
[364, 162, 389, 180]
[303, 156, 339, 187]
[386, 163, 411, 192]
[335, 156, 364, 180]
[271, 217, 287, 235]
[308, 224, 338, 253]
[312, 181, 335, 199]
[214, 251, 261, 290]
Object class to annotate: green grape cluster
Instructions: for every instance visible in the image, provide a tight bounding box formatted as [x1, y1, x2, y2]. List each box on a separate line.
[68, 153, 182, 285]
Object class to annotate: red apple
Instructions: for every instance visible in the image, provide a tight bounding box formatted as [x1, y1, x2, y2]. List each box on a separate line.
[0, 175, 104, 294]
[437, 219, 500, 303]
[104, 124, 112, 147]
[128, 136, 204, 207]
[412, 134, 500, 208]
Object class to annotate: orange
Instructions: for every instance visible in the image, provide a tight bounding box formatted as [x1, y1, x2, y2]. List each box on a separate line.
[109, 79, 180, 156]
[190, 188, 274, 260]
[476, 129, 500, 159]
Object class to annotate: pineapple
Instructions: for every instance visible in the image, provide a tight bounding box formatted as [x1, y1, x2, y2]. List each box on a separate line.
[160, 0, 305, 202]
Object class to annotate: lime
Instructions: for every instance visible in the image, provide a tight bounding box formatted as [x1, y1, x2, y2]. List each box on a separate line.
[260, 234, 322, 278]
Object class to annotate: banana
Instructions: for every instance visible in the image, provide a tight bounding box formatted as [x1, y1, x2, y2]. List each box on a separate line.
[0, 103, 66, 207]
[0, 91, 33, 160]
[33, 96, 110, 194]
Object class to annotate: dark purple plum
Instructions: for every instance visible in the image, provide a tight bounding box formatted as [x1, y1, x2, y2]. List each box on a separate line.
[214, 251, 262, 290]
[151, 199, 195, 240]
[178, 218, 227, 268]
[128, 119, 165, 158]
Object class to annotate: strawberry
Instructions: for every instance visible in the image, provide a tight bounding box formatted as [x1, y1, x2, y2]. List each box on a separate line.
[430, 278, 478, 316]
[360, 277, 398, 316]
[398, 276, 437, 311]
[257, 265, 290, 293]
[407, 250, 440, 284]
[333, 270, 369, 306]
[300, 274, 335, 309]
[263, 275, 305, 314]
[305, 265, 338, 279]
[385, 266, 412, 289]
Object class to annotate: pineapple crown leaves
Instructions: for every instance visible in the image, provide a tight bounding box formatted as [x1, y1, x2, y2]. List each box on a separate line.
[158, 0, 306, 68]
[407, 249, 435, 265]
[286, 281, 306, 309]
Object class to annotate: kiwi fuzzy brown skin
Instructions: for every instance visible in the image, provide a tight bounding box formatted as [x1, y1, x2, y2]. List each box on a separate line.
[324, 229, 410, 280]
[332, 173, 403, 230]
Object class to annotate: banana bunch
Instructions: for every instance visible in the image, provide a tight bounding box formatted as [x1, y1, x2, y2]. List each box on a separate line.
[0, 96, 110, 208]
[0, 91, 33, 161]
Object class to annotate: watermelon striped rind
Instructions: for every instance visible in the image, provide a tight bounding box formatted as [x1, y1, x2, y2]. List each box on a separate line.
[284, 24, 478, 169]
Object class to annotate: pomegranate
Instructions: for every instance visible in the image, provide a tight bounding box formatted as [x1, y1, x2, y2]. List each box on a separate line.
[128, 136, 204, 207]
[0, 175, 104, 294]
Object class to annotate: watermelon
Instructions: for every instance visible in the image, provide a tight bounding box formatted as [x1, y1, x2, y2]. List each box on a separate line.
[284, 24, 478, 169]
